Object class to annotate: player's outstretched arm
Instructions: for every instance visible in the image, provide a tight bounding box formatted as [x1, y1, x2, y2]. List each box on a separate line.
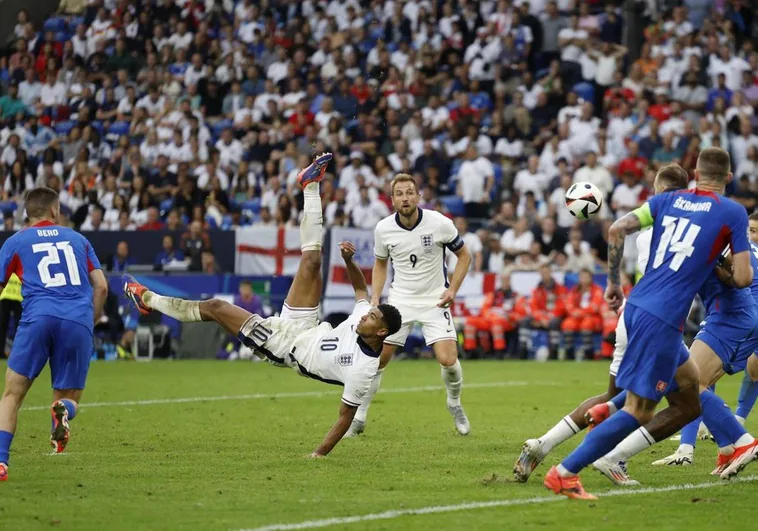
[439, 244, 471, 308]
[310, 402, 357, 457]
[339, 241, 369, 302]
[89, 269, 108, 323]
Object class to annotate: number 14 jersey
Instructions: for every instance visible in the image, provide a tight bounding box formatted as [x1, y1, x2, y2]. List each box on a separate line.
[629, 189, 750, 330]
[374, 209, 464, 307]
[0, 221, 101, 331]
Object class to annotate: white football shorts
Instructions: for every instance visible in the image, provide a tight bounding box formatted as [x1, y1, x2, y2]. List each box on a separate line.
[384, 300, 457, 347]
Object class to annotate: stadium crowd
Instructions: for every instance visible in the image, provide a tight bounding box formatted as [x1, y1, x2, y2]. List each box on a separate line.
[0, 0, 756, 359]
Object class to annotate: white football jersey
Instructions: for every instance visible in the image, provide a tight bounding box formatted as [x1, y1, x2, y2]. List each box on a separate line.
[374, 209, 464, 307]
[636, 228, 652, 273]
[292, 300, 380, 407]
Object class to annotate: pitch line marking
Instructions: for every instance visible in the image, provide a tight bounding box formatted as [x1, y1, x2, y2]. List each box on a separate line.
[23, 380, 557, 411]
[239, 475, 758, 531]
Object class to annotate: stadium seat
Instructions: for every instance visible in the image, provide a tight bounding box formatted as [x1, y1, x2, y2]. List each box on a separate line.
[54, 120, 76, 136]
[0, 202, 18, 215]
[108, 121, 130, 137]
[160, 198, 174, 213]
[90, 120, 104, 135]
[572, 82, 595, 104]
[43, 17, 66, 32]
[55, 31, 69, 43]
[68, 16, 85, 32]
[440, 195, 465, 217]
[241, 198, 261, 215]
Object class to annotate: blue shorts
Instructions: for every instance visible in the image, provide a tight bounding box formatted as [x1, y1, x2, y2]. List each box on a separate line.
[695, 307, 758, 375]
[8, 316, 93, 389]
[616, 304, 690, 401]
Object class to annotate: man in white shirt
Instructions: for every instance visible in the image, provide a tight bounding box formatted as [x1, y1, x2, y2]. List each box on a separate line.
[349, 186, 391, 230]
[573, 151, 614, 196]
[421, 96, 451, 132]
[513, 155, 550, 197]
[136, 87, 166, 117]
[558, 15, 588, 63]
[39, 78, 67, 108]
[518, 72, 544, 111]
[448, 216, 483, 273]
[214, 128, 244, 171]
[500, 217, 534, 255]
[253, 80, 281, 117]
[18, 69, 41, 109]
[731, 120, 758, 172]
[707, 45, 750, 91]
[267, 47, 290, 85]
[567, 103, 601, 158]
[161, 130, 193, 172]
[314, 97, 339, 130]
[457, 145, 494, 218]
[340, 152, 378, 193]
[611, 172, 644, 219]
[167, 21, 193, 50]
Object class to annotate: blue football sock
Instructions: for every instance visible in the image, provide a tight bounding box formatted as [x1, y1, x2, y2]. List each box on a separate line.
[561, 410, 640, 474]
[701, 390, 745, 447]
[680, 417, 701, 447]
[0, 430, 13, 464]
[736, 373, 758, 420]
[60, 399, 78, 420]
[610, 390, 627, 411]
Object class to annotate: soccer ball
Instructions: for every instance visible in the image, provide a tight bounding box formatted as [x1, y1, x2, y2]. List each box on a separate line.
[565, 181, 603, 220]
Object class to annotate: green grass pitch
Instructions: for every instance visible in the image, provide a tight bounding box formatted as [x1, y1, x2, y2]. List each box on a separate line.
[3, 360, 758, 530]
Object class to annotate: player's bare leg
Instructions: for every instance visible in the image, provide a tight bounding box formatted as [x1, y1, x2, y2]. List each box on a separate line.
[49, 388, 84, 454]
[344, 344, 395, 438]
[515, 374, 621, 482]
[125, 155, 331, 342]
[0, 368, 34, 480]
[433, 339, 470, 435]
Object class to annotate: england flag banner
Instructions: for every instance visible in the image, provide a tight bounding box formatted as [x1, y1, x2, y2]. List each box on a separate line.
[235, 226, 301, 276]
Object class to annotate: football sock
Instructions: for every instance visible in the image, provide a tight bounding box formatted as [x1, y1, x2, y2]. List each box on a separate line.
[0, 430, 12, 464]
[143, 292, 202, 322]
[354, 369, 383, 423]
[602, 426, 655, 463]
[560, 410, 639, 475]
[59, 399, 78, 420]
[442, 360, 463, 408]
[539, 416, 580, 454]
[300, 182, 322, 252]
[700, 390, 750, 447]
[679, 417, 700, 448]
[736, 372, 758, 421]
[608, 390, 627, 414]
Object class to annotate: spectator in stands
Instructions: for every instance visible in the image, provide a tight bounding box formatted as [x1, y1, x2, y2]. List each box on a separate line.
[457, 145, 494, 219]
[181, 220, 211, 272]
[138, 206, 166, 231]
[519, 264, 567, 359]
[464, 272, 522, 357]
[80, 204, 106, 231]
[560, 268, 604, 360]
[449, 216, 483, 273]
[573, 151, 614, 197]
[154, 235, 186, 271]
[107, 240, 133, 272]
[350, 186, 390, 230]
[500, 216, 534, 257]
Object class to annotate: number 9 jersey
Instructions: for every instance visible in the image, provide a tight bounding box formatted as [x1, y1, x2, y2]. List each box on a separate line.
[628, 190, 750, 331]
[0, 220, 101, 331]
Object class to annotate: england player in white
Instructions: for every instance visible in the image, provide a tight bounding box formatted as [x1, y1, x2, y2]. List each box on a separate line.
[514, 166, 689, 482]
[346, 174, 473, 437]
[123, 154, 402, 457]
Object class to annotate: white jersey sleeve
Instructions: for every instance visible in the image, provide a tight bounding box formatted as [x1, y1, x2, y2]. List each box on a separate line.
[636, 228, 653, 274]
[374, 226, 389, 260]
[439, 215, 465, 250]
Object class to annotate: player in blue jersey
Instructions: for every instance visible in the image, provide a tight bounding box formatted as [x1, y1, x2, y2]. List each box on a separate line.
[544, 149, 754, 500]
[512, 165, 689, 483]
[0, 188, 108, 481]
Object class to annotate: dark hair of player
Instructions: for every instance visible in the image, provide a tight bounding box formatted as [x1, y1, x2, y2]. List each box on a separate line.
[749, 211, 758, 222]
[25, 187, 59, 220]
[390, 173, 419, 195]
[656, 164, 689, 191]
[696, 148, 731, 184]
[377, 303, 402, 337]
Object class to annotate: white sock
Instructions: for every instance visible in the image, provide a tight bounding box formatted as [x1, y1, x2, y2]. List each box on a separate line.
[607, 400, 618, 415]
[735, 433, 755, 447]
[678, 443, 694, 455]
[144, 292, 201, 322]
[539, 415, 580, 454]
[736, 415, 746, 426]
[355, 369, 383, 423]
[556, 463, 574, 477]
[442, 360, 463, 407]
[605, 427, 655, 462]
[719, 444, 735, 456]
[301, 182, 322, 251]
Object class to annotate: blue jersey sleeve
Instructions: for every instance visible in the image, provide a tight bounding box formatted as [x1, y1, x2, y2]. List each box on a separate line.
[728, 204, 750, 255]
[0, 238, 20, 284]
[85, 240, 101, 273]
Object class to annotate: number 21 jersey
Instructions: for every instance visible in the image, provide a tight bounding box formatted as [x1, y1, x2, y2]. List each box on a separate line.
[374, 209, 464, 307]
[0, 221, 102, 331]
[629, 190, 749, 330]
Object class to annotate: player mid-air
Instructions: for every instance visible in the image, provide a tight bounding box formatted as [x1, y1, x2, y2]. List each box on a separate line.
[344, 173, 473, 437]
[124, 153, 402, 457]
[512, 165, 689, 483]
[0, 187, 108, 481]
[542, 149, 754, 499]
